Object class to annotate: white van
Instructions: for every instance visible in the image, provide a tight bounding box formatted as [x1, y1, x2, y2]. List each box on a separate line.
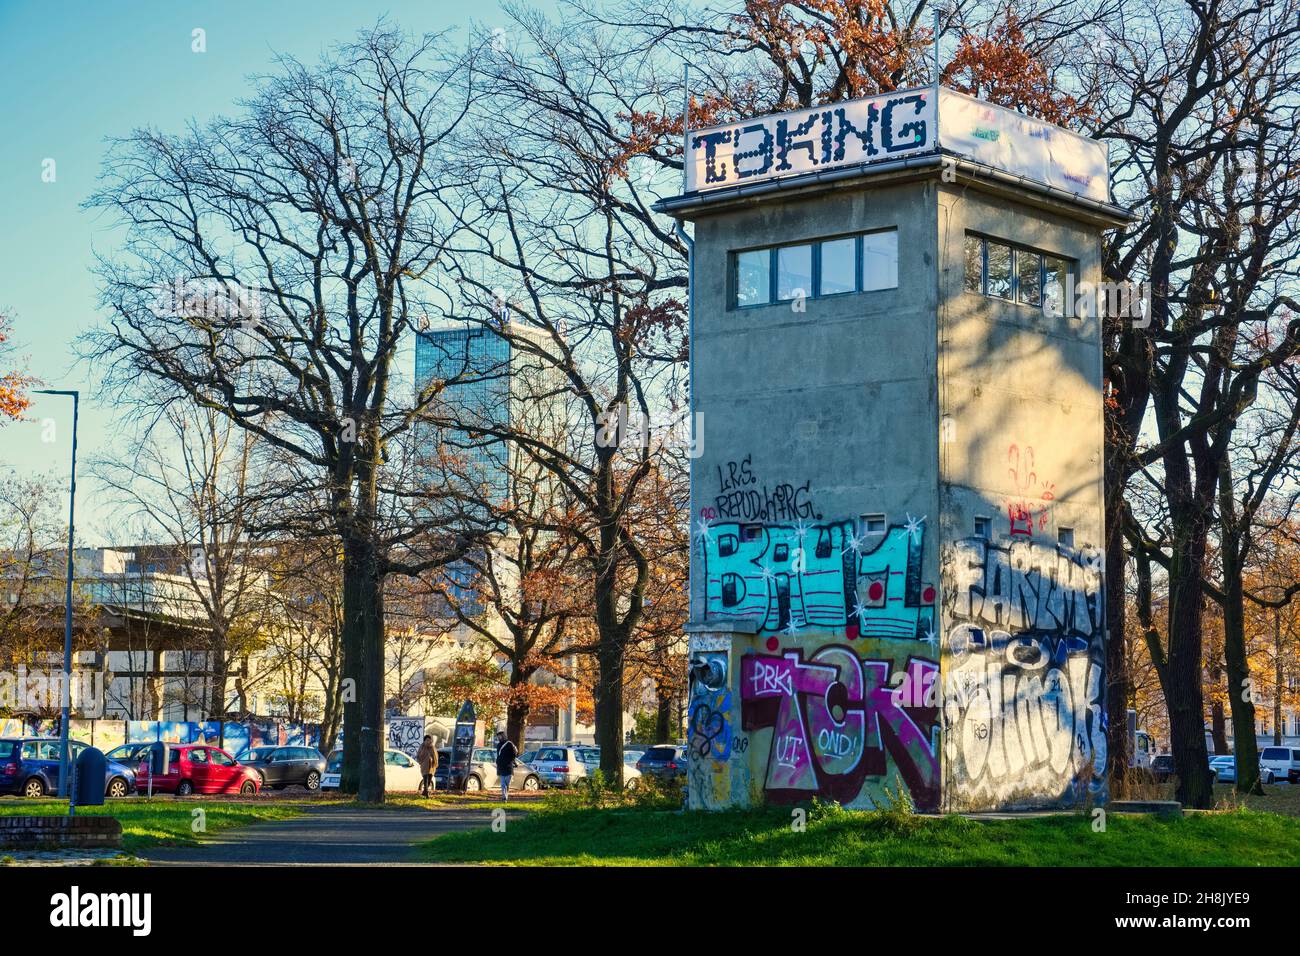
[1259, 746, 1300, 784]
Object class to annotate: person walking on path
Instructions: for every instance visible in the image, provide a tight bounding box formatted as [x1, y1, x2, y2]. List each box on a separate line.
[494, 731, 517, 802]
[416, 735, 438, 797]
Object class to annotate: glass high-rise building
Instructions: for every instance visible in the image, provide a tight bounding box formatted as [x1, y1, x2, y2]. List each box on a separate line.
[414, 321, 564, 617]
[415, 323, 514, 505]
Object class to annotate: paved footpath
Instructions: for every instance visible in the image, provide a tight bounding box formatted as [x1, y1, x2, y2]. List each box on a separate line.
[141, 803, 522, 866]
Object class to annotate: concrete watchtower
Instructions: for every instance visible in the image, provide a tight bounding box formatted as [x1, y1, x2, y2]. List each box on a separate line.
[657, 85, 1131, 812]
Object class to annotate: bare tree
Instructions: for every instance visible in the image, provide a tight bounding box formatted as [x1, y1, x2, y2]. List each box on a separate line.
[0, 474, 78, 677]
[91, 405, 274, 716]
[1098, 0, 1300, 806]
[420, 6, 697, 783]
[82, 27, 489, 801]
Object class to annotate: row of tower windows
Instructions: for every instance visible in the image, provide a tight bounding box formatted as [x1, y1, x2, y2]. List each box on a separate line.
[964, 233, 1074, 311]
[731, 229, 898, 308]
[728, 230, 1075, 312]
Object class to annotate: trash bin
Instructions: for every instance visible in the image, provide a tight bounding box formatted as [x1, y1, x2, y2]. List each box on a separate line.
[75, 746, 108, 807]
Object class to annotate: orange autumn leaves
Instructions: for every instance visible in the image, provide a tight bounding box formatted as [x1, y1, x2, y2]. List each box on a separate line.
[942, 15, 1092, 127]
[0, 312, 33, 423]
[613, 4, 1089, 178]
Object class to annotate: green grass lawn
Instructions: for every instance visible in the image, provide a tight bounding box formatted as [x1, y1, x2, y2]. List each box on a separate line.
[1212, 782, 1300, 816]
[416, 803, 1300, 866]
[0, 798, 309, 853]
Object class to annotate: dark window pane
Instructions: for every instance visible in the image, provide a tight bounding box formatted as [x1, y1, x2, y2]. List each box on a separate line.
[735, 250, 771, 307]
[818, 238, 856, 296]
[986, 242, 1012, 298]
[1017, 250, 1042, 306]
[861, 230, 898, 291]
[776, 244, 813, 301]
[964, 235, 983, 293]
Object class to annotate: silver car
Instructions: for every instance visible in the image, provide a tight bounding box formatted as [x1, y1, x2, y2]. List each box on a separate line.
[528, 745, 590, 788]
[463, 746, 541, 793]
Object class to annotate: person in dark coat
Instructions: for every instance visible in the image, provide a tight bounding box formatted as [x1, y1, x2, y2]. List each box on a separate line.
[494, 731, 518, 801]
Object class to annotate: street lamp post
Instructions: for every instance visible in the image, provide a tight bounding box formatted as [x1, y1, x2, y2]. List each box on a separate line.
[35, 388, 79, 801]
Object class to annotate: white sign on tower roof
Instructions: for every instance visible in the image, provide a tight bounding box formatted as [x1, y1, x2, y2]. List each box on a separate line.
[683, 85, 1110, 205]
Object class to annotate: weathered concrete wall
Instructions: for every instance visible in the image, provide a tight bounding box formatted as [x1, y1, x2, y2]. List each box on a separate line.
[686, 177, 945, 810]
[684, 172, 1108, 813]
[936, 183, 1108, 811]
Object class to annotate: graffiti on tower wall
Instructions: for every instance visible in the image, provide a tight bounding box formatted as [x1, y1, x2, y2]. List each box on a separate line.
[1005, 444, 1057, 536]
[696, 499, 940, 810]
[740, 649, 940, 809]
[941, 536, 1107, 809]
[699, 515, 936, 640]
[687, 680, 733, 808]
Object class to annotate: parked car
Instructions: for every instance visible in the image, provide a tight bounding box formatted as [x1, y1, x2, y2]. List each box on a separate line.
[1209, 755, 1236, 783]
[1209, 753, 1285, 784]
[576, 747, 601, 776]
[552, 746, 645, 790]
[527, 745, 591, 788]
[457, 747, 541, 793]
[237, 746, 326, 791]
[622, 750, 645, 790]
[0, 737, 138, 798]
[320, 747, 423, 792]
[1259, 746, 1300, 784]
[116, 743, 259, 796]
[1150, 753, 1176, 783]
[635, 745, 687, 782]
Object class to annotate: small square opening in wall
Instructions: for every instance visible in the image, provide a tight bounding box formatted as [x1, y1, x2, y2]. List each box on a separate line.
[741, 524, 763, 542]
[860, 513, 887, 536]
[1058, 527, 1075, 547]
[974, 516, 992, 539]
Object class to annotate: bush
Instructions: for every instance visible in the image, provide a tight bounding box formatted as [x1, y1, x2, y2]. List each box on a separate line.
[628, 712, 659, 745]
[540, 769, 685, 813]
[870, 778, 922, 835]
[627, 773, 685, 809]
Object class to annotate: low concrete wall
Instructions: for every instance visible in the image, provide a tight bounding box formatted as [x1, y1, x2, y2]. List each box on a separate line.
[0, 816, 123, 850]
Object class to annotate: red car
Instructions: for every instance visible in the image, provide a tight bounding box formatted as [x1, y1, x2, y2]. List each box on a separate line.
[131, 744, 261, 796]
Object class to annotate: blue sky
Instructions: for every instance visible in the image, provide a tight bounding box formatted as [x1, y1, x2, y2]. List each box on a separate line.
[0, 1, 524, 540]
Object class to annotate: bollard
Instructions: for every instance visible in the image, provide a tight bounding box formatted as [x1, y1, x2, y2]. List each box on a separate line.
[74, 746, 108, 807]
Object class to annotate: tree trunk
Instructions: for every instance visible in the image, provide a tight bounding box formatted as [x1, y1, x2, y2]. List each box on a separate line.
[341, 530, 386, 803]
[208, 637, 227, 717]
[1210, 657, 1229, 754]
[319, 639, 343, 756]
[1104, 474, 1131, 788]
[654, 684, 674, 744]
[1276, 613, 1285, 746]
[1211, 700, 1229, 756]
[593, 635, 625, 788]
[1165, 513, 1214, 809]
[505, 666, 532, 749]
[1222, 551, 1261, 794]
[505, 699, 530, 753]
[592, 488, 626, 787]
[1218, 460, 1261, 793]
